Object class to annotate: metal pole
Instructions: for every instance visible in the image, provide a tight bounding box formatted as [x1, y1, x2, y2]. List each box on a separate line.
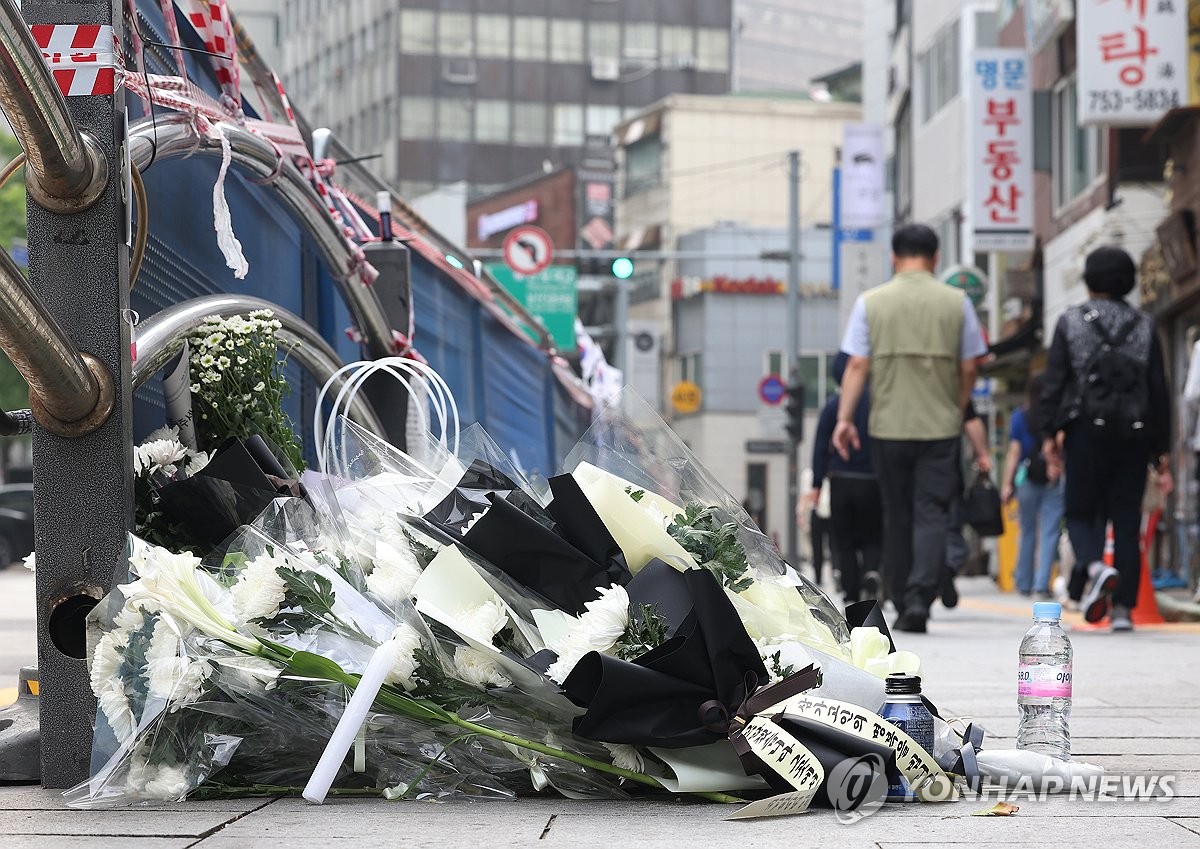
[787, 150, 801, 569]
[612, 278, 630, 374]
[20, 0, 132, 787]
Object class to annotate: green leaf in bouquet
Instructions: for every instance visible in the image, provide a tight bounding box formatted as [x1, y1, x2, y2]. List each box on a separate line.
[667, 504, 754, 594]
[402, 529, 440, 568]
[624, 487, 646, 503]
[764, 650, 796, 683]
[409, 647, 490, 711]
[615, 603, 670, 660]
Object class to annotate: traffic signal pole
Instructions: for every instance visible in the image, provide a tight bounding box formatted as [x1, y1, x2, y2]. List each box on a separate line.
[786, 151, 801, 570]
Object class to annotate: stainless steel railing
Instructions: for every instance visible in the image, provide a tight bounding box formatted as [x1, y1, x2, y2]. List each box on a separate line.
[132, 294, 385, 436]
[126, 114, 396, 360]
[0, 0, 107, 212]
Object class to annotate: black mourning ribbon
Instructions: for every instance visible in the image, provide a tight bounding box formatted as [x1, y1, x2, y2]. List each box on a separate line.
[458, 474, 632, 615]
[423, 459, 547, 535]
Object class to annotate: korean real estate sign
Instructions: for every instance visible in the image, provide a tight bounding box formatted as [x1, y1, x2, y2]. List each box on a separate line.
[1077, 0, 1187, 126]
[969, 49, 1034, 252]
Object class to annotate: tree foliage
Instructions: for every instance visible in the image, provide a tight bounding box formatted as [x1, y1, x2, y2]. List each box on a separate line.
[0, 132, 30, 413]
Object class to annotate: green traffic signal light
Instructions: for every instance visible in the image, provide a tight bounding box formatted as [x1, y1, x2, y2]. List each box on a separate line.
[611, 257, 635, 279]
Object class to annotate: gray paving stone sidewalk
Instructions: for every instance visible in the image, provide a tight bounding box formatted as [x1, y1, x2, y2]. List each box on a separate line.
[1, 573, 1198, 848]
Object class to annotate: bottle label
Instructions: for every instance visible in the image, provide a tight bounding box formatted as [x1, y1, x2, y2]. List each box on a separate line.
[1017, 662, 1072, 698]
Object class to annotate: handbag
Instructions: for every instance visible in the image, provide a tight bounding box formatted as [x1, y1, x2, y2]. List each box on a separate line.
[963, 472, 1005, 537]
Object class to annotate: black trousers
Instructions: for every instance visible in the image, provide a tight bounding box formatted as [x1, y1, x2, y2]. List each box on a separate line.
[1063, 423, 1148, 610]
[810, 511, 832, 585]
[829, 474, 883, 602]
[872, 437, 960, 614]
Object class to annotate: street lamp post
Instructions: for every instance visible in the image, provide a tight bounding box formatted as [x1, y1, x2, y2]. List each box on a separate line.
[786, 151, 801, 571]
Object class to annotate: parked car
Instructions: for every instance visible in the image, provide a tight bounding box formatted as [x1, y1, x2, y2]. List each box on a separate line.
[0, 483, 33, 568]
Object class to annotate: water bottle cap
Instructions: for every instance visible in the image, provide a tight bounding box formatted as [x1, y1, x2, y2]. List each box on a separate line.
[884, 672, 923, 695]
[1033, 601, 1062, 620]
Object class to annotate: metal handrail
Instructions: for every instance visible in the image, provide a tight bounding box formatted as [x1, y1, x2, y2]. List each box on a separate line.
[126, 114, 396, 359]
[132, 294, 385, 437]
[0, 242, 107, 428]
[0, 0, 107, 212]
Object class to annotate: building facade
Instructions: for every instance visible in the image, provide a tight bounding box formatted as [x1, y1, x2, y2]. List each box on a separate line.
[278, 0, 733, 200]
[732, 0, 864, 93]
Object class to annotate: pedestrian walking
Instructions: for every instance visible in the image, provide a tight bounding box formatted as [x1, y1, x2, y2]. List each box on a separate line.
[1001, 374, 1064, 599]
[798, 468, 833, 590]
[1038, 246, 1173, 632]
[812, 352, 883, 604]
[833, 224, 987, 633]
[942, 400, 993, 608]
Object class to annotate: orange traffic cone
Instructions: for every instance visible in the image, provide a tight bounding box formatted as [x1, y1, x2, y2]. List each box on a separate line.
[1075, 513, 1164, 628]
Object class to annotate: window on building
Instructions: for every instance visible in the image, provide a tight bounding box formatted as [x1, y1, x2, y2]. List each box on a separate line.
[586, 104, 621, 138]
[661, 25, 694, 63]
[918, 20, 960, 123]
[399, 9, 435, 54]
[588, 21, 620, 58]
[624, 134, 662, 195]
[1052, 76, 1105, 209]
[696, 28, 729, 72]
[513, 102, 548, 144]
[438, 12, 472, 56]
[438, 99, 472, 141]
[513, 17, 548, 61]
[764, 350, 785, 378]
[477, 14, 510, 58]
[623, 21, 657, 59]
[475, 99, 510, 143]
[678, 352, 703, 388]
[553, 103, 585, 146]
[400, 96, 435, 138]
[550, 19, 584, 63]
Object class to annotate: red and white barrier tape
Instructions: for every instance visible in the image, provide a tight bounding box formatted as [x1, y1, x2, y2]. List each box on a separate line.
[31, 23, 121, 96]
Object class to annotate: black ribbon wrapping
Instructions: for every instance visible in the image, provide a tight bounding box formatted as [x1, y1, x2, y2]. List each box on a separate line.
[563, 560, 767, 748]
[845, 599, 896, 653]
[454, 474, 631, 616]
[423, 459, 546, 535]
[157, 436, 305, 550]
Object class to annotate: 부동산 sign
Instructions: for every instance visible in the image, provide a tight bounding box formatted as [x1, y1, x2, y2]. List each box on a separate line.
[487, 263, 578, 353]
[1077, 0, 1187, 126]
[969, 48, 1034, 252]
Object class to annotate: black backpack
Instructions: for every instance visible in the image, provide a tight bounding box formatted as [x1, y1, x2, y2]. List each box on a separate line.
[1078, 309, 1149, 439]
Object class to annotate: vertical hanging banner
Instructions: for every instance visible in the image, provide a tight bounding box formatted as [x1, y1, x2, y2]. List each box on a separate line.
[970, 49, 1034, 252]
[839, 124, 886, 230]
[1077, 0, 1187, 126]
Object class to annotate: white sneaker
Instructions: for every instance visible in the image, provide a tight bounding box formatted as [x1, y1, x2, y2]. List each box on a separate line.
[1111, 605, 1133, 632]
[1082, 564, 1119, 624]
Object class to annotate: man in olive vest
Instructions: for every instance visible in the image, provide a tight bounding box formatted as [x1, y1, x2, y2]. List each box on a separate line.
[832, 224, 987, 632]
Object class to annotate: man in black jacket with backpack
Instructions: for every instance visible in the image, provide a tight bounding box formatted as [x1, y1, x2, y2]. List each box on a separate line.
[1038, 246, 1173, 631]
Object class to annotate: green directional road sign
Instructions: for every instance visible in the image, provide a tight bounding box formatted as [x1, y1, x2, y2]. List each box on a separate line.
[487, 263, 579, 353]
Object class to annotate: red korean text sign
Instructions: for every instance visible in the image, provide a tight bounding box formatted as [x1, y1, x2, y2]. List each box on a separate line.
[970, 48, 1034, 252]
[1077, 0, 1187, 126]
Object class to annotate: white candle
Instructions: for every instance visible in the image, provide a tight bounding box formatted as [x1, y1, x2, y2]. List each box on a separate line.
[303, 630, 405, 804]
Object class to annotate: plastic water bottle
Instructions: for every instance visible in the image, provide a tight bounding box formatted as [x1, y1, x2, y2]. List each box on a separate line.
[1017, 601, 1072, 760]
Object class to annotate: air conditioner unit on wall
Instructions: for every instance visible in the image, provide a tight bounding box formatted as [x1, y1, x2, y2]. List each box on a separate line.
[591, 56, 620, 81]
[442, 57, 477, 84]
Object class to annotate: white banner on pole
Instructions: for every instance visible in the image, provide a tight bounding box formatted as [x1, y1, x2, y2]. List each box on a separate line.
[969, 49, 1034, 253]
[839, 124, 886, 230]
[1077, 0, 1186, 126]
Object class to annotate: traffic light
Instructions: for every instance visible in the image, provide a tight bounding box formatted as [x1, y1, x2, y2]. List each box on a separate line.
[611, 256, 635, 279]
[578, 255, 635, 279]
[785, 381, 805, 442]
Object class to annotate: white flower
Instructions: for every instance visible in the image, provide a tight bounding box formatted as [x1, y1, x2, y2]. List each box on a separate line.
[580, 585, 630, 647]
[253, 381, 266, 392]
[237, 356, 248, 366]
[224, 340, 235, 351]
[453, 646, 511, 689]
[250, 309, 273, 320]
[365, 539, 423, 607]
[114, 603, 147, 632]
[383, 624, 424, 689]
[144, 424, 181, 443]
[230, 553, 289, 623]
[603, 743, 644, 773]
[203, 333, 224, 348]
[189, 383, 200, 393]
[141, 763, 191, 800]
[183, 450, 211, 476]
[199, 353, 216, 368]
[217, 355, 231, 370]
[91, 632, 135, 742]
[456, 597, 509, 644]
[145, 619, 210, 707]
[21, 551, 33, 572]
[545, 585, 631, 685]
[134, 438, 188, 476]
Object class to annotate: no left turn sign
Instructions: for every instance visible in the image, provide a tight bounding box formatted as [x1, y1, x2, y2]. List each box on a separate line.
[503, 225, 554, 276]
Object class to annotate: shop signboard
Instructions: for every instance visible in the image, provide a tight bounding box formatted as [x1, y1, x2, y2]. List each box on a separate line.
[969, 48, 1034, 252]
[1077, 0, 1187, 126]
